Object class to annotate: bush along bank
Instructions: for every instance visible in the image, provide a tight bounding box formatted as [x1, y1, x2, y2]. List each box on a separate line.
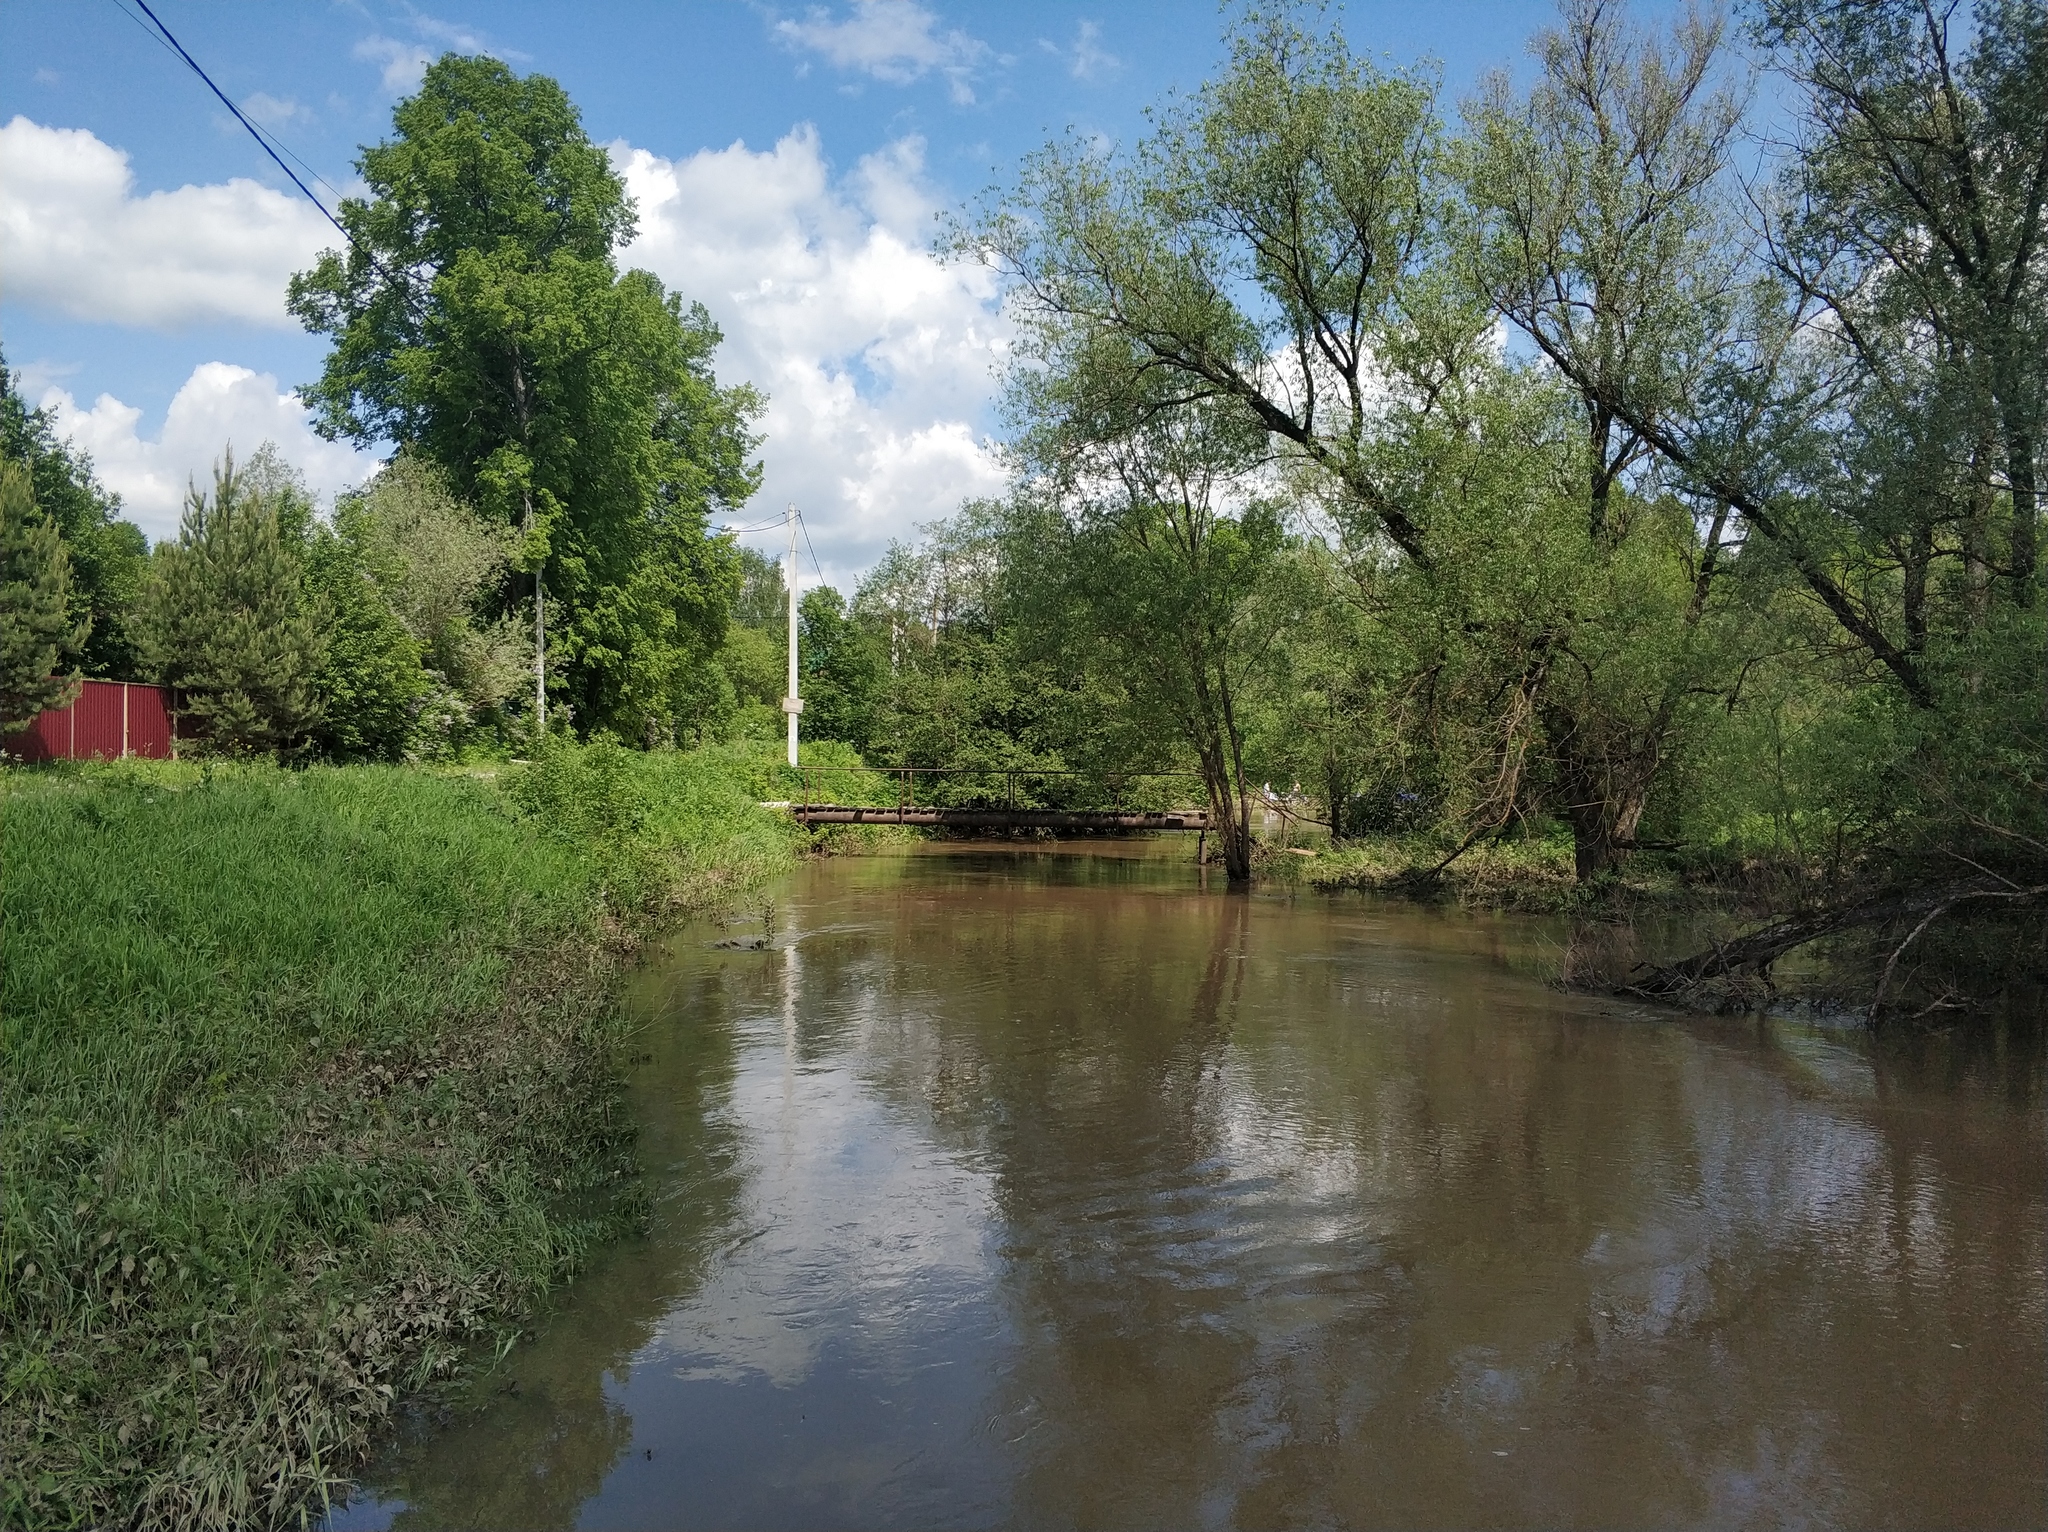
[0, 744, 807, 1529]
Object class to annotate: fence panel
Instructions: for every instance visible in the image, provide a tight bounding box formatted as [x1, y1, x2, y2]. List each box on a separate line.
[8, 680, 178, 762]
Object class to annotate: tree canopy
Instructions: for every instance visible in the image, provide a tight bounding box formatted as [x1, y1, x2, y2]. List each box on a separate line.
[289, 54, 761, 742]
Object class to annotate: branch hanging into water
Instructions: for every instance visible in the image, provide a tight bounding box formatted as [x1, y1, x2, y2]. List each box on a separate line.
[1623, 877, 2047, 1008]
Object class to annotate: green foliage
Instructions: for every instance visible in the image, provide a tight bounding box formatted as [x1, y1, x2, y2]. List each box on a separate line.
[964, 0, 2043, 912]
[322, 455, 530, 755]
[288, 54, 762, 741]
[0, 349, 149, 678]
[303, 524, 428, 760]
[799, 585, 885, 754]
[0, 749, 811, 1526]
[0, 457, 88, 732]
[136, 452, 328, 757]
[502, 735, 807, 914]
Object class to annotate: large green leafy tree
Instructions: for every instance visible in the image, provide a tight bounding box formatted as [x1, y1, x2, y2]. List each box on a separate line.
[0, 459, 88, 732]
[0, 351, 148, 678]
[1005, 399, 1289, 883]
[288, 54, 761, 742]
[798, 586, 886, 754]
[1464, 0, 1766, 878]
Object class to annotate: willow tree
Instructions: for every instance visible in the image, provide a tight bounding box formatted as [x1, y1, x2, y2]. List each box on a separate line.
[1462, 0, 1768, 877]
[1003, 391, 1286, 883]
[961, 9, 1450, 567]
[969, 3, 1748, 880]
[289, 54, 761, 742]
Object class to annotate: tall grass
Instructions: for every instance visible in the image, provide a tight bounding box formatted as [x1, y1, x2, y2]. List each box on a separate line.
[1, 748, 806, 1528]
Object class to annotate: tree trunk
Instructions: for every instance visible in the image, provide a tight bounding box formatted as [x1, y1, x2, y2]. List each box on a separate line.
[510, 358, 546, 734]
[1556, 736, 1653, 882]
[1564, 788, 1648, 881]
[1323, 758, 1352, 843]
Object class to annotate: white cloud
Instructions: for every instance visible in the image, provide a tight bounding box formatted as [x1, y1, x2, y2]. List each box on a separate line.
[1068, 20, 1119, 82]
[774, 0, 991, 104]
[240, 92, 310, 130]
[38, 364, 380, 543]
[3, 109, 1008, 581]
[1042, 20, 1119, 82]
[0, 116, 331, 330]
[610, 127, 1010, 584]
[353, 35, 435, 93]
[354, 15, 521, 94]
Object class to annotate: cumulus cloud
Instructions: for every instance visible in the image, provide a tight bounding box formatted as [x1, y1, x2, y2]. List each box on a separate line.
[8, 111, 1008, 579]
[38, 364, 380, 543]
[610, 127, 1010, 584]
[353, 35, 436, 93]
[0, 116, 330, 329]
[1042, 20, 1119, 82]
[353, 15, 518, 94]
[240, 92, 309, 130]
[774, 0, 991, 104]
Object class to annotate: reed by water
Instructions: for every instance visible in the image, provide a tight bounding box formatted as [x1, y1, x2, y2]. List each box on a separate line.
[0, 743, 836, 1528]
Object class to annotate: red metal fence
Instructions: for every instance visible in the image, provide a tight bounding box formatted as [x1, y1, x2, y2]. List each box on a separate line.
[9, 679, 177, 762]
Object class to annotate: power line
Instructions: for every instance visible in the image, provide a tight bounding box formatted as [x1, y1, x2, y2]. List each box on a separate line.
[118, 0, 418, 314]
[125, 0, 353, 247]
[797, 508, 829, 591]
[109, 0, 347, 208]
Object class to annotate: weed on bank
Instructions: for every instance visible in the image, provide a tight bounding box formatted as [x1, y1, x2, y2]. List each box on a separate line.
[0, 748, 804, 1528]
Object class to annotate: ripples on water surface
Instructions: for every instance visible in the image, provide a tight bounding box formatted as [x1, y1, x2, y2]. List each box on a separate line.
[332, 844, 2046, 1530]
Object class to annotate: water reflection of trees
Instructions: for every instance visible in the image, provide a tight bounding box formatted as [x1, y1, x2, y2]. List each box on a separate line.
[361, 959, 751, 1532]
[838, 881, 2045, 1528]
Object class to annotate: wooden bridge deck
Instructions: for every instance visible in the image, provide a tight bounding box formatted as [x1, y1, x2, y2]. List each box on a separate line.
[770, 803, 1212, 831]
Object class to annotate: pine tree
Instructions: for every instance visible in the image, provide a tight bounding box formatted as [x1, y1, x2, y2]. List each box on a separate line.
[0, 348, 149, 678]
[0, 458, 88, 732]
[137, 452, 328, 755]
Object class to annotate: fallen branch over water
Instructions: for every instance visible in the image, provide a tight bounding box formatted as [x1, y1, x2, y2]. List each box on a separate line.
[1622, 875, 2048, 1017]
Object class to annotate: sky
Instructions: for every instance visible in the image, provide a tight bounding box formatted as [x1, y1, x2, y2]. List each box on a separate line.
[3, 0, 1593, 588]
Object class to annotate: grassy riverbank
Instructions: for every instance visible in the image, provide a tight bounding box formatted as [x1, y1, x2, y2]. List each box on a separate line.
[0, 744, 817, 1528]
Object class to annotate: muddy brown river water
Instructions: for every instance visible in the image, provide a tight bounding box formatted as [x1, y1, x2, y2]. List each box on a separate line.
[330, 843, 2045, 1530]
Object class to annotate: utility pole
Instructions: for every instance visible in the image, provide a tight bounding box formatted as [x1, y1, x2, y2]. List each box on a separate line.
[783, 503, 803, 768]
[534, 572, 545, 736]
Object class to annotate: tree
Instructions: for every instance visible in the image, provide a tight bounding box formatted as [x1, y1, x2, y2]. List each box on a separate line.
[1460, 0, 1769, 879]
[332, 453, 530, 749]
[303, 528, 427, 761]
[0, 459, 87, 731]
[1761, 0, 2046, 613]
[289, 54, 761, 743]
[137, 452, 328, 756]
[0, 349, 148, 678]
[1006, 400, 1288, 883]
[964, 8, 1470, 567]
[798, 586, 886, 753]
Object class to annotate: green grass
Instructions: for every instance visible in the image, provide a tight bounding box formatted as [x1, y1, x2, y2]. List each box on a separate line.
[1, 747, 809, 1529]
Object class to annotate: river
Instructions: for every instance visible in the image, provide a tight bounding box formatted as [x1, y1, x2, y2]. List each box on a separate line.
[331, 842, 2046, 1529]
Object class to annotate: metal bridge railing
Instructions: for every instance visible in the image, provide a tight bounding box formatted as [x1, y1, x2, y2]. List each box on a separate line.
[785, 765, 1210, 817]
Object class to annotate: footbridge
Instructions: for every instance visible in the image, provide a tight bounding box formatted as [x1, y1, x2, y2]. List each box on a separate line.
[767, 766, 1213, 833]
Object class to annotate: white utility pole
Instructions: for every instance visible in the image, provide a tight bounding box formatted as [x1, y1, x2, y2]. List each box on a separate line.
[782, 503, 803, 767]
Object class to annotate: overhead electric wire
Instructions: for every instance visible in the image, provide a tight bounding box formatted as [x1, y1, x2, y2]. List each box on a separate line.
[125, 0, 352, 245]
[116, 0, 418, 312]
[797, 507, 829, 590]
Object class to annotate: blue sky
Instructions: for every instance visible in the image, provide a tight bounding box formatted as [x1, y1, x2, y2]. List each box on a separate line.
[3, 0, 1598, 581]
